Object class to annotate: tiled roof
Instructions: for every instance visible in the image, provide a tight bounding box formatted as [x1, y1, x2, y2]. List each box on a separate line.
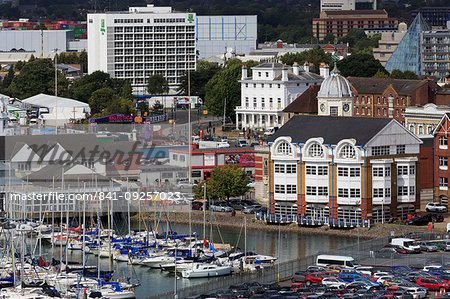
[348, 77, 429, 96]
[283, 85, 320, 114]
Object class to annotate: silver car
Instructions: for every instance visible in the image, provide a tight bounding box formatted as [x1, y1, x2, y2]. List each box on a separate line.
[418, 241, 439, 252]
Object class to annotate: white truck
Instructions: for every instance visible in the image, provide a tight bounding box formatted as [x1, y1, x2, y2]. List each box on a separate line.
[198, 141, 230, 149]
[390, 238, 421, 253]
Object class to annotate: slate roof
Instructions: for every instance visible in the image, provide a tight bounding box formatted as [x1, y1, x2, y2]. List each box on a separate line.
[252, 63, 284, 69]
[268, 115, 392, 146]
[274, 72, 323, 81]
[348, 77, 430, 96]
[283, 85, 320, 114]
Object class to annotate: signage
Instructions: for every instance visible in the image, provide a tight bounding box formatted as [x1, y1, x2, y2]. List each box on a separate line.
[187, 14, 194, 24]
[203, 110, 208, 115]
[100, 19, 105, 35]
[134, 116, 143, 123]
[225, 153, 255, 165]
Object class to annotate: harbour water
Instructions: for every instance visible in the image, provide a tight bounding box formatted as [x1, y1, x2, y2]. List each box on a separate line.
[57, 223, 357, 298]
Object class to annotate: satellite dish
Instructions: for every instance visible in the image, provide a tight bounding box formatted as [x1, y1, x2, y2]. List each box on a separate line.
[225, 52, 232, 59]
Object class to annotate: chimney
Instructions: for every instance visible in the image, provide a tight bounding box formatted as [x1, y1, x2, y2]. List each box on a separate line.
[320, 63, 329, 79]
[303, 62, 309, 73]
[241, 64, 247, 80]
[293, 62, 299, 76]
[282, 65, 288, 82]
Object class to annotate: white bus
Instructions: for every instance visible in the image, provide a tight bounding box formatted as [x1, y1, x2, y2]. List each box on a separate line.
[316, 255, 357, 269]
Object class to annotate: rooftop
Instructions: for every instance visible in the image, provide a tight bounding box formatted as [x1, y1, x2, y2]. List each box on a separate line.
[283, 85, 320, 114]
[348, 77, 431, 97]
[268, 115, 392, 146]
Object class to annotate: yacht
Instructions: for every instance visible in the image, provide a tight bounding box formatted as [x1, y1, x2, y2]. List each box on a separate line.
[181, 263, 232, 278]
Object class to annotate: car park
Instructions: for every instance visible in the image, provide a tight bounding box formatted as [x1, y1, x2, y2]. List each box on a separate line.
[321, 277, 348, 289]
[426, 202, 448, 213]
[415, 277, 450, 291]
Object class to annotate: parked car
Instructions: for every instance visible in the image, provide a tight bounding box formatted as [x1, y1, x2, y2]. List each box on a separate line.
[177, 181, 196, 188]
[305, 272, 337, 285]
[217, 135, 228, 143]
[243, 205, 261, 214]
[264, 127, 277, 136]
[439, 241, 450, 251]
[418, 241, 439, 252]
[424, 213, 444, 223]
[203, 135, 214, 141]
[191, 201, 206, 211]
[374, 247, 402, 258]
[426, 202, 447, 213]
[210, 202, 233, 212]
[321, 277, 348, 289]
[235, 138, 247, 147]
[415, 277, 450, 291]
[405, 216, 429, 226]
[392, 289, 414, 299]
[291, 271, 308, 283]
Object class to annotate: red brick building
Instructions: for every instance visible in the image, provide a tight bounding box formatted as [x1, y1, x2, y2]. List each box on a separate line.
[312, 10, 397, 40]
[434, 113, 450, 207]
[348, 78, 441, 124]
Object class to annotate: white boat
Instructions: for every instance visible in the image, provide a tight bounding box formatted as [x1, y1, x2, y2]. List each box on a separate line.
[90, 286, 135, 299]
[181, 263, 232, 278]
[141, 256, 175, 268]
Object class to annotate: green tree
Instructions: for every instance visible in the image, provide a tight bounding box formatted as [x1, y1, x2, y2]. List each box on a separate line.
[1, 67, 15, 91]
[390, 69, 419, 80]
[178, 61, 221, 100]
[106, 97, 134, 115]
[336, 54, 386, 77]
[339, 30, 381, 53]
[373, 70, 389, 78]
[281, 48, 332, 72]
[8, 58, 69, 99]
[34, 22, 47, 30]
[137, 101, 149, 116]
[321, 34, 335, 44]
[72, 71, 112, 103]
[201, 165, 250, 200]
[147, 74, 169, 95]
[152, 101, 164, 114]
[88, 87, 119, 114]
[204, 61, 242, 118]
[121, 80, 133, 100]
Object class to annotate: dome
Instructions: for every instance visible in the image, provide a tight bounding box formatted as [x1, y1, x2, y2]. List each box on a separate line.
[317, 64, 354, 98]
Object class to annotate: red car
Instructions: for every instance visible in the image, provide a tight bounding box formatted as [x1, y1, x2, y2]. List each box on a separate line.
[305, 272, 338, 285]
[416, 277, 450, 291]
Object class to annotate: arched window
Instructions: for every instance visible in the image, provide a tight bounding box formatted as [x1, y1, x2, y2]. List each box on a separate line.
[427, 126, 433, 134]
[308, 143, 324, 158]
[409, 125, 414, 133]
[418, 126, 424, 135]
[277, 142, 292, 155]
[339, 144, 356, 159]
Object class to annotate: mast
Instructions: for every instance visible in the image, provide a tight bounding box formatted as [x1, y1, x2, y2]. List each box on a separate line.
[188, 54, 192, 184]
[127, 177, 130, 236]
[82, 182, 86, 266]
[244, 216, 247, 255]
[107, 181, 112, 272]
[203, 183, 206, 241]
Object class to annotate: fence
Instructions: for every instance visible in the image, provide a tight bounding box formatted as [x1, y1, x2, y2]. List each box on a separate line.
[147, 231, 450, 299]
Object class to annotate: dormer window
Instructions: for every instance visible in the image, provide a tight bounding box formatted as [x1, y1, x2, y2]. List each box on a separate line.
[277, 142, 292, 155]
[339, 145, 356, 159]
[308, 143, 324, 158]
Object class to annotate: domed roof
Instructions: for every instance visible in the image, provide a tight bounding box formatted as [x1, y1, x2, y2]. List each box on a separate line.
[317, 64, 354, 98]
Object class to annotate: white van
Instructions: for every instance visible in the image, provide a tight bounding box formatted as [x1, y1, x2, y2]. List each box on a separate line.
[316, 255, 357, 269]
[390, 238, 421, 253]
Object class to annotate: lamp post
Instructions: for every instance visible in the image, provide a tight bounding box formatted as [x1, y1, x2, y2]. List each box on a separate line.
[53, 48, 59, 134]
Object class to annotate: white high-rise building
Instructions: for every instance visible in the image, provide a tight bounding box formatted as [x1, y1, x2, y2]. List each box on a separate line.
[320, 0, 377, 11]
[87, 5, 196, 93]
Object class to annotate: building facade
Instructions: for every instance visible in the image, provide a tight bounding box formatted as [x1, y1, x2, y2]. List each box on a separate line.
[235, 63, 324, 130]
[267, 115, 422, 227]
[404, 103, 450, 138]
[87, 5, 197, 93]
[348, 77, 441, 124]
[373, 22, 408, 66]
[312, 10, 397, 40]
[196, 15, 257, 59]
[422, 28, 450, 77]
[434, 113, 450, 207]
[411, 7, 450, 28]
[254, 144, 269, 203]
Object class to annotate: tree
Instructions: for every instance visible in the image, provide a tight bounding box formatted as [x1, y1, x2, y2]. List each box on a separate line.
[137, 101, 149, 116]
[339, 30, 381, 53]
[321, 34, 335, 44]
[121, 80, 133, 100]
[8, 58, 69, 99]
[106, 98, 134, 115]
[1, 67, 15, 91]
[152, 101, 164, 114]
[147, 74, 169, 95]
[178, 61, 221, 100]
[390, 69, 419, 80]
[373, 70, 389, 78]
[204, 60, 242, 118]
[281, 48, 332, 72]
[88, 87, 119, 114]
[34, 22, 47, 30]
[72, 71, 112, 103]
[336, 54, 386, 77]
[193, 165, 250, 200]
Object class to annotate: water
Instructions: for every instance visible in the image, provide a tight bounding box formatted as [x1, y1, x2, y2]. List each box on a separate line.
[58, 223, 357, 298]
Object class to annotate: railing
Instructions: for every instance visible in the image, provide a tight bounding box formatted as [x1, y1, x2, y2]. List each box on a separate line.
[254, 213, 372, 227]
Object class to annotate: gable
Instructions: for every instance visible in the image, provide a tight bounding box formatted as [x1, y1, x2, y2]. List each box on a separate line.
[434, 114, 450, 135]
[11, 144, 40, 163]
[365, 120, 422, 148]
[42, 143, 73, 162]
[64, 164, 96, 175]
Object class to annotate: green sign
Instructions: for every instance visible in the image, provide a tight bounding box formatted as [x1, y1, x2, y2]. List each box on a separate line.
[187, 14, 194, 24]
[100, 19, 105, 35]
